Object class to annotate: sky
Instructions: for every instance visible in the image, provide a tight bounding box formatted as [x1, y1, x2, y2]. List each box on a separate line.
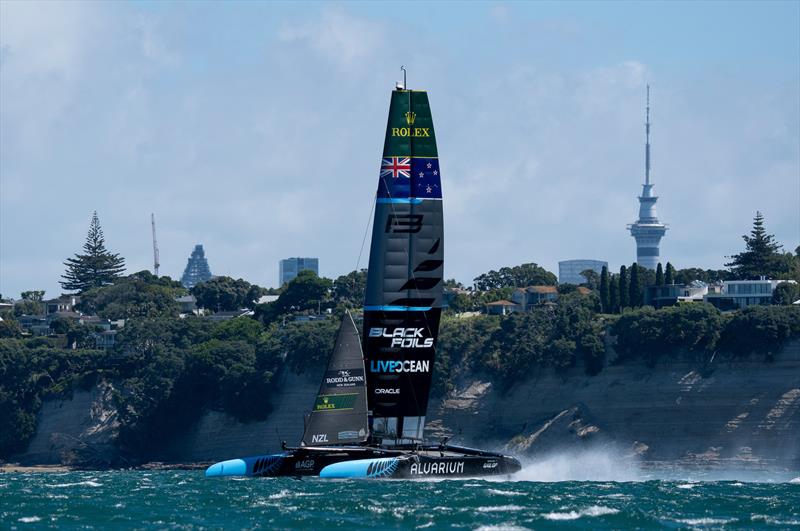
[1, 0, 798, 299]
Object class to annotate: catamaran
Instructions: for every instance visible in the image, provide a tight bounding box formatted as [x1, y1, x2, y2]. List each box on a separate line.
[205, 83, 521, 479]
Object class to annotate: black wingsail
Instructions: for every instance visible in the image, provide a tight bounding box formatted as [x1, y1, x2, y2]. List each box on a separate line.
[301, 312, 369, 446]
[363, 88, 444, 443]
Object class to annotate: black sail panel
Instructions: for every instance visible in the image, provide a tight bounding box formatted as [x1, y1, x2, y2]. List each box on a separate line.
[301, 312, 369, 446]
[364, 89, 443, 440]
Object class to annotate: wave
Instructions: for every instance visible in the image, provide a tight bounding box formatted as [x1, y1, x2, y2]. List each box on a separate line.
[675, 517, 737, 525]
[47, 481, 102, 488]
[486, 488, 525, 496]
[542, 505, 619, 521]
[476, 505, 525, 513]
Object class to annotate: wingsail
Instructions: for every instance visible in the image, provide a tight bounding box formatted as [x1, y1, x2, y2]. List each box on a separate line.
[301, 312, 369, 446]
[363, 89, 444, 442]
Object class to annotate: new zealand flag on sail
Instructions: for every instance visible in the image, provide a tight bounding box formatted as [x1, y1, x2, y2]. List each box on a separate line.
[411, 158, 441, 198]
[377, 157, 441, 199]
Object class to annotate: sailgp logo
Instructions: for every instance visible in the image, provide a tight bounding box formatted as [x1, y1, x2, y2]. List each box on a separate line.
[369, 360, 430, 373]
[369, 328, 434, 348]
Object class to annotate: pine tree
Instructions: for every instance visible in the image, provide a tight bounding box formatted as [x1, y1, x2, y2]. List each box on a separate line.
[665, 262, 675, 285]
[629, 263, 641, 307]
[655, 263, 664, 286]
[609, 275, 619, 313]
[61, 211, 126, 292]
[725, 211, 784, 279]
[599, 265, 610, 312]
[619, 265, 629, 309]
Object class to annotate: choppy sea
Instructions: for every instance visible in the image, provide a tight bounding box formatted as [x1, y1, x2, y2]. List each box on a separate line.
[1, 467, 799, 529]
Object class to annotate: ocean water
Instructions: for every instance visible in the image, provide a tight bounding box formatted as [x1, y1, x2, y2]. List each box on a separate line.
[1, 470, 799, 529]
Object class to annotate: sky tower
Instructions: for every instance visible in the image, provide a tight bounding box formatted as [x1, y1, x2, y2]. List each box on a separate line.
[628, 86, 667, 270]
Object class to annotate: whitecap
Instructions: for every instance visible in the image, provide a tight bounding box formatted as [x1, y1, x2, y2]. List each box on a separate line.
[18, 517, 42, 523]
[474, 524, 529, 531]
[676, 517, 737, 525]
[542, 506, 619, 521]
[268, 489, 291, 499]
[677, 483, 697, 489]
[487, 488, 525, 496]
[476, 505, 525, 513]
[752, 514, 800, 525]
[48, 481, 102, 488]
[416, 522, 434, 529]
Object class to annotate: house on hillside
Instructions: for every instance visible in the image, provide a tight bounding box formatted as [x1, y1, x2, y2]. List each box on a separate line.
[43, 295, 80, 316]
[484, 300, 518, 316]
[645, 281, 709, 309]
[512, 286, 558, 310]
[704, 278, 797, 310]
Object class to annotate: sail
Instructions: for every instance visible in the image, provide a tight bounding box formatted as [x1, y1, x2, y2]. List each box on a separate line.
[301, 312, 369, 446]
[363, 89, 443, 441]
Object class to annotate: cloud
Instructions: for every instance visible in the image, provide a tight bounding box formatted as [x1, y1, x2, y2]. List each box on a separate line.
[278, 9, 384, 68]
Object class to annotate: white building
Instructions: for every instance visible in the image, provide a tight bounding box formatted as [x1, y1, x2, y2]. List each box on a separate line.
[704, 279, 797, 310]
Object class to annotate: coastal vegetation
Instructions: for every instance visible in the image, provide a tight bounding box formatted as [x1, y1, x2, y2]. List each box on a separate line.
[2, 210, 800, 461]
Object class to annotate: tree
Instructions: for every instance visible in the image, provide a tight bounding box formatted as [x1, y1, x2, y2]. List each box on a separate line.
[79, 271, 185, 319]
[61, 211, 125, 292]
[655, 263, 664, 286]
[629, 264, 641, 307]
[473, 263, 557, 290]
[273, 270, 332, 314]
[609, 275, 619, 313]
[665, 262, 675, 285]
[0, 318, 23, 338]
[192, 276, 264, 312]
[673, 268, 730, 285]
[599, 266, 610, 312]
[21, 291, 45, 302]
[726, 211, 787, 279]
[618, 265, 629, 309]
[332, 269, 367, 306]
[580, 269, 600, 290]
[13, 300, 43, 317]
[772, 282, 800, 306]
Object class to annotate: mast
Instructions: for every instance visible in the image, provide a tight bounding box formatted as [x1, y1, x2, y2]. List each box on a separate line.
[645, 85, 651, 186]
[151, 213, 160, 277]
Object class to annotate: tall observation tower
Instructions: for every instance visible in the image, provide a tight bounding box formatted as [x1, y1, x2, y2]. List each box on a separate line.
[628, 86, 667, 270]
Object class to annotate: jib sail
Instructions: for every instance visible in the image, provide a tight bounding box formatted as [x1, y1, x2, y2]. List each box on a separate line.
[301, 312, 369, 446]
[363, 88, 443, 442]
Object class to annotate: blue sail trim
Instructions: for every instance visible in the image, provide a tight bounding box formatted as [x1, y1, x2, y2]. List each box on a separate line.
[364, 305, 433, 312]
[377, 198, 423, 204]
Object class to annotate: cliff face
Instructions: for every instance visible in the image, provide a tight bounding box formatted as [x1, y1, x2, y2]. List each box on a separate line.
[427, 340, 800, 470]
[10, 342, 800, 469]
[14, 382, 118, 466]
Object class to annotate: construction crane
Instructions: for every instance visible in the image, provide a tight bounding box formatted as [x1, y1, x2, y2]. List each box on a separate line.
[151, 213, 160, 277]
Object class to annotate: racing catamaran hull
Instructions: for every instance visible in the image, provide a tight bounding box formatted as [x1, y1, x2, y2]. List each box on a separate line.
[205, 445, 521, 478]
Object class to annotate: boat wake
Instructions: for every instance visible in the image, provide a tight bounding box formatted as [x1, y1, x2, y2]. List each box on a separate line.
[512, 448, 642, 482]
